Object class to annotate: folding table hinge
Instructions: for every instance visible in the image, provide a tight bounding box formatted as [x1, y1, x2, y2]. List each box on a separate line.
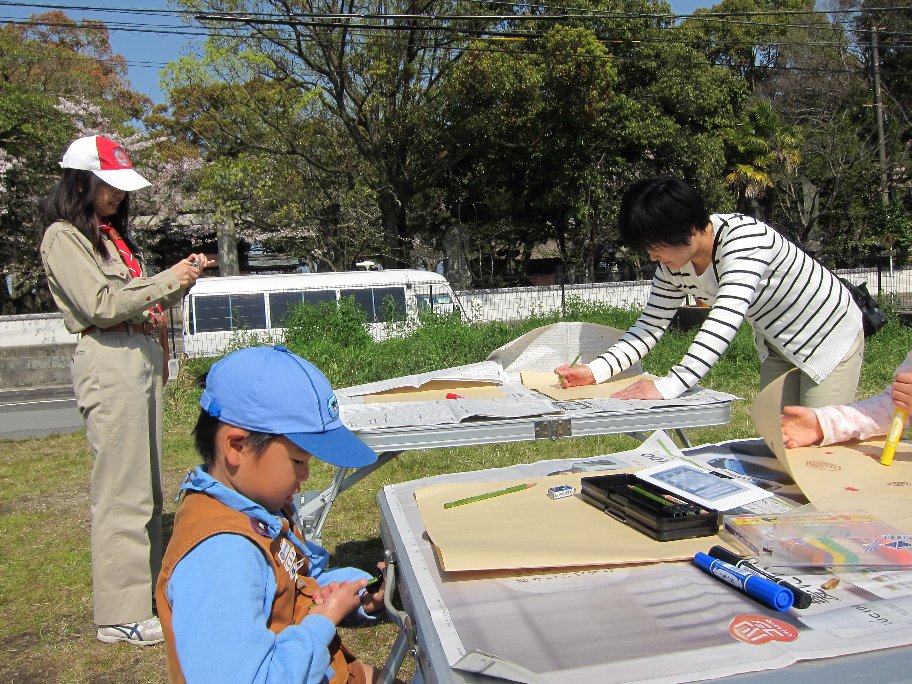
[534, 417, 572, 440]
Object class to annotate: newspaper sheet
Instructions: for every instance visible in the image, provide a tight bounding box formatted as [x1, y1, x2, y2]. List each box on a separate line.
[340, 391, 559, 430]
[336, 361, 506, 397]
[381, 434, 912, 683]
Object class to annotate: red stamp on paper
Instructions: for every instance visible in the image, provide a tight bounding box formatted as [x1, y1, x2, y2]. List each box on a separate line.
[805, 460, 840, 471]
[729, 615, 799, 644]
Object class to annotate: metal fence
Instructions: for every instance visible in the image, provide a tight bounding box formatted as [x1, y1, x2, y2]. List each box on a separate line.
[455, 265, 910, 324]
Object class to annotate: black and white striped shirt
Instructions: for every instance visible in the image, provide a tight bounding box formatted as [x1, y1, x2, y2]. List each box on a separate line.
[589, 214, 863, 398]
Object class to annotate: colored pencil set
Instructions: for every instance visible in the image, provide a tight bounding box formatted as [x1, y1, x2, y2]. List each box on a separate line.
[724, 510, 912, 568]
[579, 473, 721, 541]
[625, 483, 704, 518]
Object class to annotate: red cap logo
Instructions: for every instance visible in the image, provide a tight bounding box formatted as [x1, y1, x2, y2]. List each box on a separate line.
[96, 136, 134, 171]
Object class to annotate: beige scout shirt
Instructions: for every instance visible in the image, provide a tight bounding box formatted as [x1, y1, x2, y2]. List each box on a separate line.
[40, 221, 184, 334]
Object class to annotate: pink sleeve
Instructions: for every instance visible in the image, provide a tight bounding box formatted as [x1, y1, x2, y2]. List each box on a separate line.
[814, 351, 912, 445]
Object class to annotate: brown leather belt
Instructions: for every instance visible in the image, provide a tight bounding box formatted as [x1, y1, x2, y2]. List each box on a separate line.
[82, 322, 158, 336]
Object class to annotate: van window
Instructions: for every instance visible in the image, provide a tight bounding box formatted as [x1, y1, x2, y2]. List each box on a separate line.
[416, 292, 454, 309]
[191, 293, 267, 333]
[268, 290, 337, 326]
[340, 287, 406, 323]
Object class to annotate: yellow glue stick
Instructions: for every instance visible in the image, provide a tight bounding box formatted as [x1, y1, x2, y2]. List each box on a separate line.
[880, 409, 907, 466]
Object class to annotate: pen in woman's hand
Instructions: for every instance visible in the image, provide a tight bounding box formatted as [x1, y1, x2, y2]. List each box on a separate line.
[555, 353, 582, 387]
[558, 353, 581, 375]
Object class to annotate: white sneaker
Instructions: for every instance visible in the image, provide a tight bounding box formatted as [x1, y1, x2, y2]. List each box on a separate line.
[96, 617, 164, 646]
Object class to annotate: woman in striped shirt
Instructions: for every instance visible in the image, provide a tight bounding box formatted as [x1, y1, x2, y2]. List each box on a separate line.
[555, 176, 864, 407]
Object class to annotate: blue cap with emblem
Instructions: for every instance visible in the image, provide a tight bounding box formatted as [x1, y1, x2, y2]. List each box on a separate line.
[200, 345, 377, 468]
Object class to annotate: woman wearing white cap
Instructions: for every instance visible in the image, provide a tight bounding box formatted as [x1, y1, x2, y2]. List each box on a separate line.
[39, 135, 212, 646]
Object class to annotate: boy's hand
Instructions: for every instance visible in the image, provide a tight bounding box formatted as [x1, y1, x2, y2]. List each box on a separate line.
[309, 579, 367, 625]
[891, 372, 912, 413]
[781, 405, 823, 448]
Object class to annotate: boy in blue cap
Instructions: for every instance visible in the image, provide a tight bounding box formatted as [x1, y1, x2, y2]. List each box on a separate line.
[155, 345, 386, 683]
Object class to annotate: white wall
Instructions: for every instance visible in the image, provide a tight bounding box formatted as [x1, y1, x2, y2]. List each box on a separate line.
[0, 313, 77, 347]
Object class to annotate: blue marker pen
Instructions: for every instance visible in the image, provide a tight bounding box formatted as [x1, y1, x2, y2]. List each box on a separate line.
[693, 552, 794, 612]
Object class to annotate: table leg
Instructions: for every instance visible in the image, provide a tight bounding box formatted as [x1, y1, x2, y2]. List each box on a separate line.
[379, 550, 418, 684]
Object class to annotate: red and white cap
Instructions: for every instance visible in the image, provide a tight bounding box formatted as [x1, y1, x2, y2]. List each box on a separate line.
[60, 135, 151, 192]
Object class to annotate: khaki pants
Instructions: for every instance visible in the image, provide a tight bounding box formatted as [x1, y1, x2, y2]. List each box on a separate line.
[72, 330, 163, 626]
[759, 331, 864, 409]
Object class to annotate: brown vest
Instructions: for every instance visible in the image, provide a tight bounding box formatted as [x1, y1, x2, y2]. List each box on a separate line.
[155, 491, 359, 683]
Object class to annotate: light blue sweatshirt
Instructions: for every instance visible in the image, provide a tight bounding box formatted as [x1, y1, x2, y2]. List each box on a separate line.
[165, 467, 374, 684]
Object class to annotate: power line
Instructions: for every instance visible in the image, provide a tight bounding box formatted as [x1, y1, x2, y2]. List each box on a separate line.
[5, 0, 912, 19]
[6, 5, 912, 80]
[5, 0, 912, 27]
[0, 1, 196, 19]
[5, 1, 912, 46]
[5, 42, 897, 82]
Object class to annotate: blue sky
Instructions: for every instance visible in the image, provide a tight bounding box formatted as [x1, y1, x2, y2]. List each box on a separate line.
[1, 1, 711, 104]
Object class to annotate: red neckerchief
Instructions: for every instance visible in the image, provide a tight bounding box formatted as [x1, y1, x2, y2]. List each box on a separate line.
[100, 223, 164, 323]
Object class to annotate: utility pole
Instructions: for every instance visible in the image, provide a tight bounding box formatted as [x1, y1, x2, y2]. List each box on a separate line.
[871, 26, 893, 298]
[871, 25, 889, 206]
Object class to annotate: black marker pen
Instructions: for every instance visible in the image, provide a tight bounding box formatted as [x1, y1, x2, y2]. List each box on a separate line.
[708, 545, 813, 609]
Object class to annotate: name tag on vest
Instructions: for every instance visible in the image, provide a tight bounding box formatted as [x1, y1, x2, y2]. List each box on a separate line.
[277, 538, 298, 581]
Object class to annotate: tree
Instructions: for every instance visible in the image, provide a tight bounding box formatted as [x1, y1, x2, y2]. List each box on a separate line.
[848, 2, 912, 211]
[432, 25, 622, 282]
[168, 0, 509, 269]
[433, 5, 748, 282]
[0, 13, 150, 313]
[684, 0, 890, 261]
[151, 53, 385, 271]
[686, 0, 813, 91]
[721, 99, 801, 219]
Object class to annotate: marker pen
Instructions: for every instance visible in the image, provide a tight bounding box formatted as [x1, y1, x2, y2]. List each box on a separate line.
[693, 552, 794, 611]
[708, 545, 813, 609]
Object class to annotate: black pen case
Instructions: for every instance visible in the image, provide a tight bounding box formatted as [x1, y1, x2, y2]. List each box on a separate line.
[579, 474, 721, 542]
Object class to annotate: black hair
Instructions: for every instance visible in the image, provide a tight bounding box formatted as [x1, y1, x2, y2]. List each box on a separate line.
[617, 176, 710, 252]
[192, 410, 279, 468]
[40, 168, 138, 258]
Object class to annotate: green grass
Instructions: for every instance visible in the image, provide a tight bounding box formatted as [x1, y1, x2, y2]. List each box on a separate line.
[2, 305, 910, 682]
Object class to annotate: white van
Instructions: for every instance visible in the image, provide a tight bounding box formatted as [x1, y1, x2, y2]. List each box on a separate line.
[181, 269, 464, 358]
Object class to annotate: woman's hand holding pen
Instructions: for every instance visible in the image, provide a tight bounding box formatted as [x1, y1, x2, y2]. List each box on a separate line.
[553, 363, 595, 388]
[170, 253, 214, 287]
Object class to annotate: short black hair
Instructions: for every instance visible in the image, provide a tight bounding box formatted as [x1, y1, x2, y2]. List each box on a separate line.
[193, 410, 279, 468]
[617, 176, 710, 252]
